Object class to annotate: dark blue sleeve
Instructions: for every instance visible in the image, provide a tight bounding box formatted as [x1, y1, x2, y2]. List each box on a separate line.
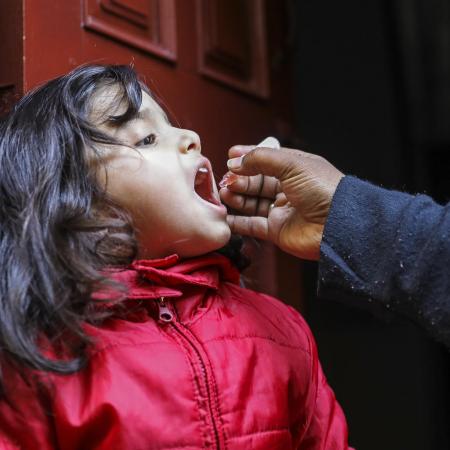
[318, 175, 450, 349]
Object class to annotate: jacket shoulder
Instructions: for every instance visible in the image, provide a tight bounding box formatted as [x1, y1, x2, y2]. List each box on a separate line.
[215, 282, 314, 355]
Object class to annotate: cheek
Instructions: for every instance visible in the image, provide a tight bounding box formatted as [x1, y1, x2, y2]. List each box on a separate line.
[114, 178, 170, 223]
[104, 156, 176, 207]
[114, 172, 189, 235]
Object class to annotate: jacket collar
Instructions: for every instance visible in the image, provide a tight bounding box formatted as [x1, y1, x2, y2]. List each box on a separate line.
[101, 253, 240, 301]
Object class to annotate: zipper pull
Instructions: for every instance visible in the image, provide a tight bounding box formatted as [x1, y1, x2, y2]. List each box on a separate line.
[157, 297, 174, 323]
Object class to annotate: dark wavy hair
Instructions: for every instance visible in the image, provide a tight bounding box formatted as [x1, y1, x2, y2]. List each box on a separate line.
[0, 64, 247, 396]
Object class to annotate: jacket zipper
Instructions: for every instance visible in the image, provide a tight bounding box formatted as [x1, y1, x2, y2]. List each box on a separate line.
[157, 297, 221, 450]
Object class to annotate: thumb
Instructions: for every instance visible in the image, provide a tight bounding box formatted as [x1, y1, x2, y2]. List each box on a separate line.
[227, 147, 305, 181]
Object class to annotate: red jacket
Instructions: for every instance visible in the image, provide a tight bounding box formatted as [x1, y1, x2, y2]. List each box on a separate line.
[0, 253, 351, 449]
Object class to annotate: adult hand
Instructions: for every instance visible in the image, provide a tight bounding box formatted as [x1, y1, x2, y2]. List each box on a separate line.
[219, 146, 344, 260]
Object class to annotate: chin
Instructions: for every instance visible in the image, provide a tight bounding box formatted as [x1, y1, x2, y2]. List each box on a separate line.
[179, 226, 231, 259]
[210, 226, 232, 252]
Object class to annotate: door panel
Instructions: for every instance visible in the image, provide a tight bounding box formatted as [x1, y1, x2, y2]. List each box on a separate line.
[82, 0, 177, 60]
[196, 0, 269, 97]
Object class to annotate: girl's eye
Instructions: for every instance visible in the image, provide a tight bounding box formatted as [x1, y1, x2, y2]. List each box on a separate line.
[136, 133, 157, 147]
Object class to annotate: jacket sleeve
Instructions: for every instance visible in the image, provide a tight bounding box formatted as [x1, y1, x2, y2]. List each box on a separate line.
[318, 175, 450, 349]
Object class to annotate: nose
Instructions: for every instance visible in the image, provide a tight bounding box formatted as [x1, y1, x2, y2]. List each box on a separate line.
[178, 129, 201, 154]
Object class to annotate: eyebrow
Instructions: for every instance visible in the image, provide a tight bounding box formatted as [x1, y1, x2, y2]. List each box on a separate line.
[133, 109, 148, 121]
[106, 103, 171, 131]
[132, 107, 171, 125]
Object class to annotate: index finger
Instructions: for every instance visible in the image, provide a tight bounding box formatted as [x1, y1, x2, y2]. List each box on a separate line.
[228, 145, 254, 159]
[227, 147, 308, 181]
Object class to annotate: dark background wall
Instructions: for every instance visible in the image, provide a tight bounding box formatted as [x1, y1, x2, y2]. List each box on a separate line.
[292, 1, 449, 449]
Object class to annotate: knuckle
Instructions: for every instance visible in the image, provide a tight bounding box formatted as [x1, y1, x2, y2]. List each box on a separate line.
[243, 197, 256, 214]
[245, 176, 251, 194]
[247, 175, 262, 194]
[257, 174, 265, 196]
[256, 200, 267, 217]
[250, 148, 266, 172]
[257, 196, 271, 216]
[242, 148, 261, 169]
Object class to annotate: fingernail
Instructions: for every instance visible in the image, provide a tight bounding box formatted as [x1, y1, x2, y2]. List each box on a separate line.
[227, 156, 243, 170]
[219, 172, 238, 188]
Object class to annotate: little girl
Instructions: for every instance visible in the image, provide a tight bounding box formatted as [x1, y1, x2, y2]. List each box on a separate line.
[0, 65, 351, 449]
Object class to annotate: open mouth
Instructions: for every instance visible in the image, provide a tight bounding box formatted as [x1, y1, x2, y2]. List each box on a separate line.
[194, 162, 222, 207]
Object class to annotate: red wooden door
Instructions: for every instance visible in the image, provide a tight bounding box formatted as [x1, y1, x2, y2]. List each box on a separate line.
[0, 0, 302, 309]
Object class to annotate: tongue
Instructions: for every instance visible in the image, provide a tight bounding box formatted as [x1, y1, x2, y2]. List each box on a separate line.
[195, 171, 214, 203]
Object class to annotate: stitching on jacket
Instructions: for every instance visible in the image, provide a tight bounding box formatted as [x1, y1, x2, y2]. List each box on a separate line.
[88, 334, 310, 357]
[89, 339, 179, 357]
[167, 328, 209, 450]
[226, 426, 290, 440]
[217, 288, 308, 340]
[192, 330, 228, 450]
[201, 334, 310, 353]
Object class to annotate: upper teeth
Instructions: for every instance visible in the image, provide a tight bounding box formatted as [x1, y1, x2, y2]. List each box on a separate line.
[198, 167, 208, 173]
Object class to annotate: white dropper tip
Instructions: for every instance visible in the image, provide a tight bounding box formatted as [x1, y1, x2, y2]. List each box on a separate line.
[257, 136, 280, 149]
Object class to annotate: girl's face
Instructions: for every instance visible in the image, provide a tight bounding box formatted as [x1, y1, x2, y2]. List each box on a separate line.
[92, 89, 231, 259]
